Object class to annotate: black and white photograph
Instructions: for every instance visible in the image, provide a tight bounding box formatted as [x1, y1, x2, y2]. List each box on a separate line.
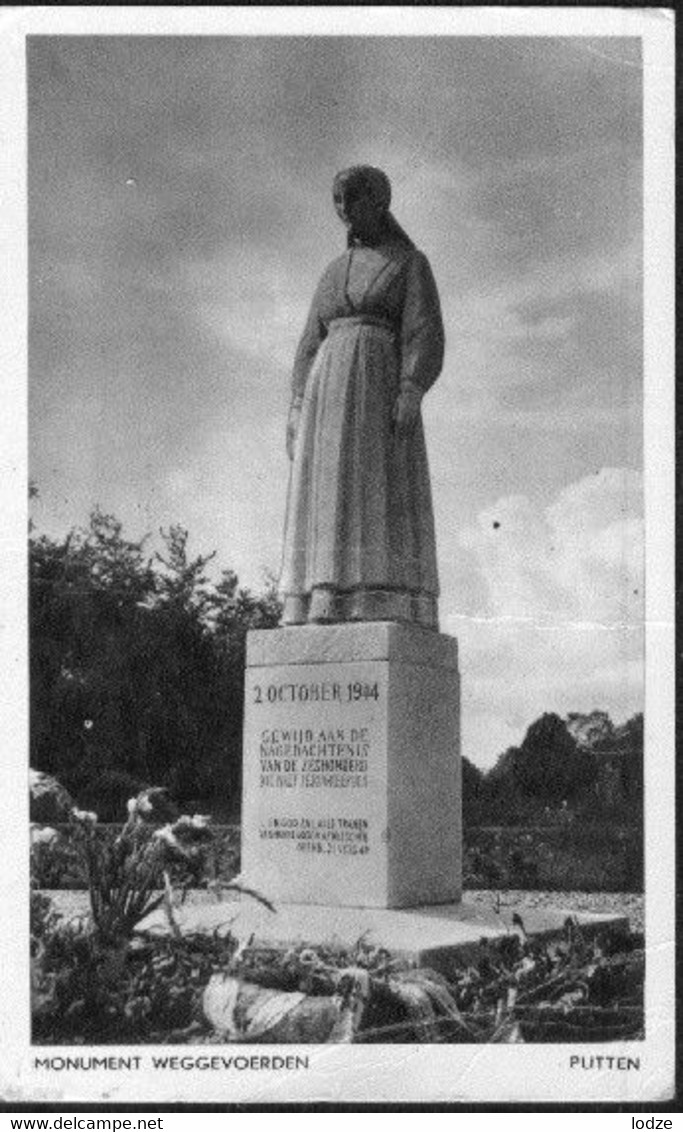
[0, 5, 674, 1107]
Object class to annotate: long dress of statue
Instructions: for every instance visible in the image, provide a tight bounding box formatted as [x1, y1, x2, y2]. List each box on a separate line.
[280, 166, 445, 630]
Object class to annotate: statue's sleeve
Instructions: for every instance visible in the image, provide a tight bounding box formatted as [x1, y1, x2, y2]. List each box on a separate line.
[399, 251, 445, 396]
[290, 275, 329, 408]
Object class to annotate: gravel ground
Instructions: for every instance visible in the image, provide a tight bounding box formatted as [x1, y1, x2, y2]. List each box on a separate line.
[464, 889, 644, 935]
[39, 888, 644, 936]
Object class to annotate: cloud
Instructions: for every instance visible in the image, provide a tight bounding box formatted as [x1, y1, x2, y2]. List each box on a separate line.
[182, 251, 310, 375]
[443, 236, 640, 381]
[446, 468, 644, 766]
[158, 410, 289, 589]
[460, 467, 643, 624]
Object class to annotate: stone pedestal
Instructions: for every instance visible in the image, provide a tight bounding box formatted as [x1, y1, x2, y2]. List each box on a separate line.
[241, 622, 461, 909]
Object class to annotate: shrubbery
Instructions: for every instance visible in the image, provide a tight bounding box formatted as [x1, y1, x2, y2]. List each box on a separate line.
[32, 901, 239, 1045]
[463, 823, 643, 893]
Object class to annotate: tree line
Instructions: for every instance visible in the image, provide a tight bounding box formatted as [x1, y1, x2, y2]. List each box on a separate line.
[29, 499, 643, 825]
[462, 710, 643, 827]
[30, 500, 280, 819]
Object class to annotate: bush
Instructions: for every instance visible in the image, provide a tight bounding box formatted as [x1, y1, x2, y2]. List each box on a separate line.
[66, 790, 229, 943]
[31, 903, 239, 1045]
[30, 826, 83, 889]
[30, 823, 241, 891]
[463, 822, 643, 893]
[29, 770, 75, 823]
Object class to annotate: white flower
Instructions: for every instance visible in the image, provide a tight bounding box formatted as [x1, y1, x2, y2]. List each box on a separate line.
[152, 825, 179, 849]
[71, 808, 97, 826]
[174, 814, 211, 832]
[127, 792, 154, 817]
[30, 825, 59, 845]
[190, 814, 211, 829]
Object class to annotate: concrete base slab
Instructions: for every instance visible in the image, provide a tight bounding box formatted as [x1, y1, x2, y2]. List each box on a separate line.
[138, 896, 629, 975]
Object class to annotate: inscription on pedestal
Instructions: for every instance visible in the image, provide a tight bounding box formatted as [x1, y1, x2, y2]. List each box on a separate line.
[259, 724, 370, 790]
[242, 661, 390, 906]
[260, 816, 370, 856]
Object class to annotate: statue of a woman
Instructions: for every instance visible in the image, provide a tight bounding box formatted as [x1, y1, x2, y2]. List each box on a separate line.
[279, 165, 445, 629]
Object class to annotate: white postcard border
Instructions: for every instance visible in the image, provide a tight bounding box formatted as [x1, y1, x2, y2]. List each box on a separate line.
[0, 5, 674, 1107]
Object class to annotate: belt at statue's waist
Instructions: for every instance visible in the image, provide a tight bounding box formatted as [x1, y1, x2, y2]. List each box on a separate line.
[327, 314, 396, 335]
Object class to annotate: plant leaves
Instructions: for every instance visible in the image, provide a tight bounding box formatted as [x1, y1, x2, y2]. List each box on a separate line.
[491, 1018, 525, 1043]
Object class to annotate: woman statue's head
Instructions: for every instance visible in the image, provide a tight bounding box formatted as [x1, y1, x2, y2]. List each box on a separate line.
[333, 166, 392, 244]
[332, 166, 413, 248]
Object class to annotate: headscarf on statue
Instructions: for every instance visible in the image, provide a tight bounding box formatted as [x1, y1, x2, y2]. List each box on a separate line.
[332, 165, 415, 250]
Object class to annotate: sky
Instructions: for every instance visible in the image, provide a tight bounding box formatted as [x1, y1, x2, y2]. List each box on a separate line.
[27, 33, 644, 770]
